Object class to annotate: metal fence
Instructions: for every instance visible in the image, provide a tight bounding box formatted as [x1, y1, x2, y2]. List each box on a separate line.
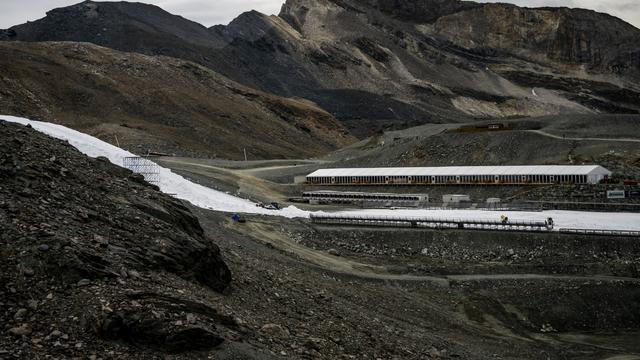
[422, 202, 542, 211]
[526, 201, 640, 212]
[558, 228, 640, 237]
[122, 156, 160, 185]
[310, 213, 551, 232]
[310, 214, 640, 237]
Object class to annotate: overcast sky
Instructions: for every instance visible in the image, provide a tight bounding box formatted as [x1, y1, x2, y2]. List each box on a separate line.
[1, 0, 638, 29]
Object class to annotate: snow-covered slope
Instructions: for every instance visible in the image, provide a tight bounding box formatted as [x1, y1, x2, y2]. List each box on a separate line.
[3, 115, 639, 231]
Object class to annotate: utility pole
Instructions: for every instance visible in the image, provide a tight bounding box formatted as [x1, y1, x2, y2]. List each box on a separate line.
[243, 148, 248, 162]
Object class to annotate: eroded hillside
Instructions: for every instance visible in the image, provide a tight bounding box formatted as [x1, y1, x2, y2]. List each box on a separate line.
[0, 41, 355, 159]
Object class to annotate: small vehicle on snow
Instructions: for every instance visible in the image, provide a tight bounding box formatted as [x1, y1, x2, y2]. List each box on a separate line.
[256, 202, 281, 210]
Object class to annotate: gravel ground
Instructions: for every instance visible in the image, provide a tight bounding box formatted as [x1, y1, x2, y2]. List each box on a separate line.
[3, 120, 640, 359]
[194, 212, 640, 359]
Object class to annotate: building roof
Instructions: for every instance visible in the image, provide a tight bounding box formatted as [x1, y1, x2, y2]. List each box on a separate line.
[307, 165, 612, 177]
[303, 190, 427, 197]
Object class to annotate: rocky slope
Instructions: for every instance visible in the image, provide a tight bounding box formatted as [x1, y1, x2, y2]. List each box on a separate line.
[3, 0, 639, 137]
[319, 115, 640, 178]
[0, 41, 355, 159]
[0, 120, 248, 357]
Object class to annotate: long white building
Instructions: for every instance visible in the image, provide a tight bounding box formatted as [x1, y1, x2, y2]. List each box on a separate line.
[306, 165, 612, 185]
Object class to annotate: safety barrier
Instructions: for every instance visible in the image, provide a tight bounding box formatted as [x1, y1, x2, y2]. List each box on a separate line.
[310, 214, 640, 237]
[558, 228, 640, 237]
[310, 214, 551, 232]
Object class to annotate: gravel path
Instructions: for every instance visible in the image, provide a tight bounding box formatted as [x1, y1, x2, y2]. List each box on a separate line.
[529, 129, 640, 143]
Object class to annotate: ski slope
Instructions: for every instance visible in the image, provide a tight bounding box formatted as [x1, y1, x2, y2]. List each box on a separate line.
[2, 115, 639, 231]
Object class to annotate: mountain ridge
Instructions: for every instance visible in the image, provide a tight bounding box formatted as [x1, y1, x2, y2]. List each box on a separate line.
[2, 0, 639, 138]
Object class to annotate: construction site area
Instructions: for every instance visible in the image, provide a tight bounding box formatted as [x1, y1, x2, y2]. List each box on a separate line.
[143, 125, 640, 358]
[4, 114, 640, 359]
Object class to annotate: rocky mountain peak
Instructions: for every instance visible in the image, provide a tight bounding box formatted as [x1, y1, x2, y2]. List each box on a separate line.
[45, 0, 99, 18]
[223, 10, 283, 40]
[2, 0, 218, 47]
[2, 0, 639, 138]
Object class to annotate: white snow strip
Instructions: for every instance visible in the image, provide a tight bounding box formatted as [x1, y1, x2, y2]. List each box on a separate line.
[0, 115, 308, 218]
[3, 115, 640, 231]
[331, 209, 640, 232]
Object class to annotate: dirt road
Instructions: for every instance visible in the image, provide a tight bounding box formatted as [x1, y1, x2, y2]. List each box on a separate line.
[157, 157, 288, 202]
[528, 129, 640, 143]
[228, 218, 640, 287]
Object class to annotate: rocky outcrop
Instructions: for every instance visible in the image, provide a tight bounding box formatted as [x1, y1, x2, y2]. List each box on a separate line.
[0, 120, 236, 355]
[0, 120, 231, 289]
[0, 0, 222, 48]
[432, 4, 640, 74]
[93, 292, 231, 352]
[347, 0, 482, 23]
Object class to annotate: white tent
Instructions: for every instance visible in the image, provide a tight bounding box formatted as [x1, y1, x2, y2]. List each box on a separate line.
[306, 165, 612, 185]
